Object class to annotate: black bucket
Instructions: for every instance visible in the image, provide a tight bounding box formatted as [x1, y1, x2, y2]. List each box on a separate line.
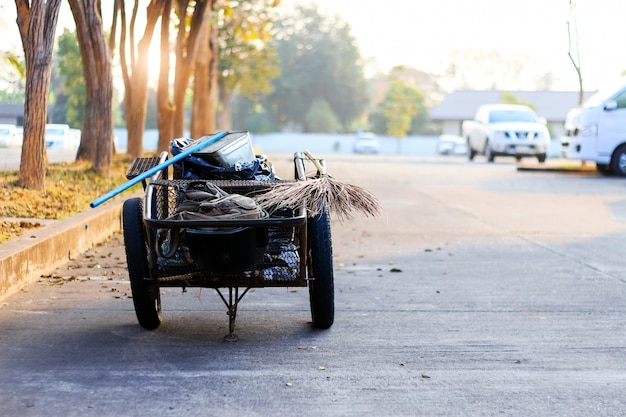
[185, 227, 267, 273]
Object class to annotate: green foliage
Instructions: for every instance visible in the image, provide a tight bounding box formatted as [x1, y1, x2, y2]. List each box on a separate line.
[55, 29, 85, 128]
[263, 4, 368, 132]
[305, 99, 340, 133]
[371, 78, 427, 138]
[218, 1, 281, 103]
[0, 52, 26, 102]
[231, 95, 280, 133]
[500, 91, 538, 111]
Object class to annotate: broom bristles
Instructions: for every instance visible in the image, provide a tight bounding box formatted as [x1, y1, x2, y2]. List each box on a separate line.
[255, 176, 382, 221]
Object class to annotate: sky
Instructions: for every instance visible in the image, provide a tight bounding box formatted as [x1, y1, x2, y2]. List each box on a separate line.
[1, 0, 625, 93]
[286, 0, 626, 92]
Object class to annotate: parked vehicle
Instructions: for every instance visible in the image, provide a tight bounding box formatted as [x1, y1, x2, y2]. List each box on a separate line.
[561, 79, 626, 176]
[353, 132, 379, 154]
[437, 134, 467, 155]
[0, 124, 22, 148]
[45, 124, 79, 150]
[463, 104, 551, 163]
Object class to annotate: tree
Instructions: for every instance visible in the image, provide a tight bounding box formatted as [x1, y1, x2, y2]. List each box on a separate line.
[216, 0, 280, 131]
[56, 29, 85, 128]
[114, 0, 167, 160]
[156, 0, 175, 145]
[230, 95, 280, 133]
[67, 0, 114, 174]
[304, 99, 340, 133]
[14, 0, 63, 190]
[0, 51, 26, 103]
[386, 66, 445, 109]
[567, 0, 584, 105]
[155, 0, 210, 152]
[265, 4, 368, 132]
[171, 0, 210, 140]
[189, 0, 216, 139]
[374, 78, 424, 140]
[500, 91, 538, 112]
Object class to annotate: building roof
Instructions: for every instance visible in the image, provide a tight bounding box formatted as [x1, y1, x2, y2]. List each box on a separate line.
[430, 90, 596, 121]
[0, 103, 24, 118]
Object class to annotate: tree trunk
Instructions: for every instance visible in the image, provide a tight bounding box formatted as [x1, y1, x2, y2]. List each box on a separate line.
[193, 17, 218, 136]
[116, 0, 167, 160]
[157, 0, 174, 152]
[207, 22, 218, 132]
[191, 21, 211, 139]
[216, 85, 232, 130]
[172, 48, 193, 138]
[68, 0, 114, 174]
[15, 0, 63, 190]
[172, 0, 210, 139]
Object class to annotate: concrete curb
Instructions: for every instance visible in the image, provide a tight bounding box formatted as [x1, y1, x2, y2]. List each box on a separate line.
[516, 158, 598, 173]
[0, 194, 136, 301]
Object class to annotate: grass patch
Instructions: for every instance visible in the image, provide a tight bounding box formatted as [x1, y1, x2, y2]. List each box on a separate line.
[0, 154, 138, 242]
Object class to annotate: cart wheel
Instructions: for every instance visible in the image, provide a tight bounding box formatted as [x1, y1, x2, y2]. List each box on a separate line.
[307, 205, 334, 329]
[123, 197, 162, 330]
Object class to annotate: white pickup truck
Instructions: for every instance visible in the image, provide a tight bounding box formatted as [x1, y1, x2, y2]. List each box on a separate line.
[561, 79, 626, 176]
[462, 104, 551, 163]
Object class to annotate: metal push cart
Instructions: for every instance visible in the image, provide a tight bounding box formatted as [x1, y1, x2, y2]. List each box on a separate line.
[120, 132, 334, 341]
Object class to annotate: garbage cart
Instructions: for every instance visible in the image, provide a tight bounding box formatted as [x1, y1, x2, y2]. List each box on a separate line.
[120, 131, 334, 341]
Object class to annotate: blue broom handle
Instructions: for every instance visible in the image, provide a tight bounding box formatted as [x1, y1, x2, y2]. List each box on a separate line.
[89, 130, 229, 208]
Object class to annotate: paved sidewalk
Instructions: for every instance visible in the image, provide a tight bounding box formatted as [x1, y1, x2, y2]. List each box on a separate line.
[0, 193, 138, 300]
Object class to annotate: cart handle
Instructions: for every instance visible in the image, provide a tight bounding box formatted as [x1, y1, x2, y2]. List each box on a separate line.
[90, 130, 229, 208]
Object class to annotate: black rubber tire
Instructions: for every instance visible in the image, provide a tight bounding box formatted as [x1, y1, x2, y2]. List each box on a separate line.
[485, 141, 495, 163]
[537, 154, 547, 163]
[123, 198, 162, 330]
[467, 139, 476, 161]
[596, 163, 611, 174]
[610, 144, 626, 177]
[307, 205, 334, 329]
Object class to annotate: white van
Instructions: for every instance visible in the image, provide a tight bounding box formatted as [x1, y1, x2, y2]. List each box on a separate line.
[561, 79, 626, 175]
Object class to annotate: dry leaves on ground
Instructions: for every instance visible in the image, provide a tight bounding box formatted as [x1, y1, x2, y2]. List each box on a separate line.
[0, 155, 137, 243]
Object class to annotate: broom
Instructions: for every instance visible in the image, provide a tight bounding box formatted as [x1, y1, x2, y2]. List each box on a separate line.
[255, 150, 382, 221]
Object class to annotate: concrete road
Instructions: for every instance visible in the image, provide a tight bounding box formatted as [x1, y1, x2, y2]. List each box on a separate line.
[1, 154, 626, 417]
[0, 148, 78, 171]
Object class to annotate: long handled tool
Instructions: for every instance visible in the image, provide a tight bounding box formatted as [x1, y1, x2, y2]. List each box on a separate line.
[255, 150, 381, 221]
[90, 130, 229, 208]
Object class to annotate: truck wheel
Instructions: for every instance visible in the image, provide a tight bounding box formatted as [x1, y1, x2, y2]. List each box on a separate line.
[307, 205, 334, 329]
[123, 198, 162, 330]
[485, 141, 495, 163]
[610, 145, 626, 176]
[537, 154, 547, 163]
[596, 163, 611, 174]
[468, 139, 476, 161]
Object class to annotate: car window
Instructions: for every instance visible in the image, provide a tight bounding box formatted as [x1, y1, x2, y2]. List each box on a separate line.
[46, 128, 66, 135]
[489, 110, 536, 123]
[614, 90, 626, 109]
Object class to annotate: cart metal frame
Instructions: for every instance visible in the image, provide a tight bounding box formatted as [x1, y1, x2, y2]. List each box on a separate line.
[122, 150, 334, 341]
